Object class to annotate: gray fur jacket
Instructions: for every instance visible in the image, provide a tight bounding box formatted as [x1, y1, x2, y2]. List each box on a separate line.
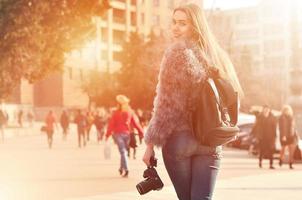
[144, 40, 207, 147]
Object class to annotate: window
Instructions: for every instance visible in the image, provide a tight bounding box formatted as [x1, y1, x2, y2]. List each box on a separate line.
[113, 51, 123, 62]
[263, 23, 284, 35]
[113, 8, 126, 24]
[264, 56, 285, 69]
[262, 6, 285, 22]
[235, 10, 258, 24]
[131, 12, 137, 26]
[102, 50, 107, 60]
[101, 28, 108, 42]
[236, 29, 258, 40]
[113, 30, 126, 44]
[264, 40, 285, 54]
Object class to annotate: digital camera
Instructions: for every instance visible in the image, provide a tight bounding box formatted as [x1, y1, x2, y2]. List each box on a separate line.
[136, 156, 164, 195]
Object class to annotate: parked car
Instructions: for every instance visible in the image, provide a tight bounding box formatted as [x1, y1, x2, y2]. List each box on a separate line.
[229, 112, 284, 157]
[228, 113, 255, 149]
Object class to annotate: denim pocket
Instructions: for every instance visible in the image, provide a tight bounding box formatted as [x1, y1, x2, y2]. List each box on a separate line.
[163, 131, 198, 160]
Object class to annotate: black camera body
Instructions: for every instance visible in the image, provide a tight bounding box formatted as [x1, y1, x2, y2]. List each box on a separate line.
[136, 157, 164, 195]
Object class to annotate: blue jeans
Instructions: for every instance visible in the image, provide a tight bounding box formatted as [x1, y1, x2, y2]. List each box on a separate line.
[162, 130, 222, 200]
[113, 133, 130, 171]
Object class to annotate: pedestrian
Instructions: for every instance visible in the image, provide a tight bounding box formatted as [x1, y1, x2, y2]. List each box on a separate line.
[18, 110, 23, 128]
[279, 105, 298, 169]
[27, 111, 34, 127]
[60, 110, 70, 141]
[94, 110, 106, 142]
[256, 105, 277, 169]
[142, 4, 243, 200]
[127, 113, 142, 160]
[74, 109, 87, 148]
[105, 95, 144, 178]
[0, 109, 7, 142]
[85, 111, 95, 141]
[45, 110, 57, 149]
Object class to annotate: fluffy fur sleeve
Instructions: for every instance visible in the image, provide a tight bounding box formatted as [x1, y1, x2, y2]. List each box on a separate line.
[144, 41, 206, 147]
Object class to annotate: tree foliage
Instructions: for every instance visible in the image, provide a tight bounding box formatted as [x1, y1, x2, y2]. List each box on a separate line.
[82, 70, 118, 108]
[235, 47, 284, 110]
[0, 0, 110, 99]
[116, 31, 167, 110]
[82, 31, 168, 110]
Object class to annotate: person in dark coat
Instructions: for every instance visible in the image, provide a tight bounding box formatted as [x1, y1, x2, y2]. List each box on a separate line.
[279, 105, 297, 169]
[256, 105, 277, 169]
[74, 109, 87, 148]
[127, 113, 143, 159]
[94, 110, 106, 142]
[85, 111, 95, 141]
[60, 110, 70, 141]
[18, 110, 23, 128]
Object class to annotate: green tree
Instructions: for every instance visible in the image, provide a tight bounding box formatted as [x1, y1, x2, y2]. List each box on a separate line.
[138, 31, 168, 109]
[82, 70, 118, 108]
[0, 0, 110, 99]
[117, 30, 167, 109]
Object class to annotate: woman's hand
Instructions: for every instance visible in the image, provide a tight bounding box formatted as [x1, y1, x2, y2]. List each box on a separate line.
[143, 144, 155, 167]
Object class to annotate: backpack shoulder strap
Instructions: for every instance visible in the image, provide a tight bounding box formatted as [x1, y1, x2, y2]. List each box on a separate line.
[207, 78, 222, 106]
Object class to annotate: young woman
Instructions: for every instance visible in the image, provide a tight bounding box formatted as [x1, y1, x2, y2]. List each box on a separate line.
[105, 95, 144, 177]
[142, 4, 242, 200]
[279, 105, 297, 169]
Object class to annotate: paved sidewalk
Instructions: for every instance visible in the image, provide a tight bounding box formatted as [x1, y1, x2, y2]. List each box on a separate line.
[67, 170, 302, 200]
[1, 132, 301, 200]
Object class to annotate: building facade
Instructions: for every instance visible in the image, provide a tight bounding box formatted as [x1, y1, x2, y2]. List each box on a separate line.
[208, 0, 302, 107]
[208, 0, 302, 132]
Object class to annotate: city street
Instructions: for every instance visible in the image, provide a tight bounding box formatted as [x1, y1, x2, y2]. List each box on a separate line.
[1, 1, 302, 200]
[0, 126, 301, 200]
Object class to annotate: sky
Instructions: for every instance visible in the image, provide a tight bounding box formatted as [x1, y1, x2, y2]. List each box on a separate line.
[203, 0, 261, 10]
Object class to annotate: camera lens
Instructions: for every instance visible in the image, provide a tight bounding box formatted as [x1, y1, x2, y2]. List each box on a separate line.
[136, 179, 153, 195]
[136, 180, 153, 195]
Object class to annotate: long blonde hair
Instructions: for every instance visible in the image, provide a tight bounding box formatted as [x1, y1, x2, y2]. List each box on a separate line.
[117, 103, 131, 112]
[174, 4, 243, 97]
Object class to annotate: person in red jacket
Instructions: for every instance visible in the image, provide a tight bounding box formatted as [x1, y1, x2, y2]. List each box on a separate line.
[105, 95, 144, 177]
[45, 110, 58, 149]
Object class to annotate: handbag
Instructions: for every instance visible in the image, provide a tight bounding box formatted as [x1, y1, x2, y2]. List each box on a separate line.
[40, 125, 48, 132]
[104, 142, 111, 160]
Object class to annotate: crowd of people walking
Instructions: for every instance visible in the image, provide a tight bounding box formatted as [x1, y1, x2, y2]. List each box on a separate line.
[37, 97, 149, 154]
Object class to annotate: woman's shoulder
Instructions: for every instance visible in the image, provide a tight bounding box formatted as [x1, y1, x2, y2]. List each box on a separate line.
[165, 40, 194, 55]
[166, 41, 187, 51]
[164, 40, 203, 63]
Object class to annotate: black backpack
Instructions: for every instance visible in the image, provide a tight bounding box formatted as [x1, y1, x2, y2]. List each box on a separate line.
[192, 68, 239, 147]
